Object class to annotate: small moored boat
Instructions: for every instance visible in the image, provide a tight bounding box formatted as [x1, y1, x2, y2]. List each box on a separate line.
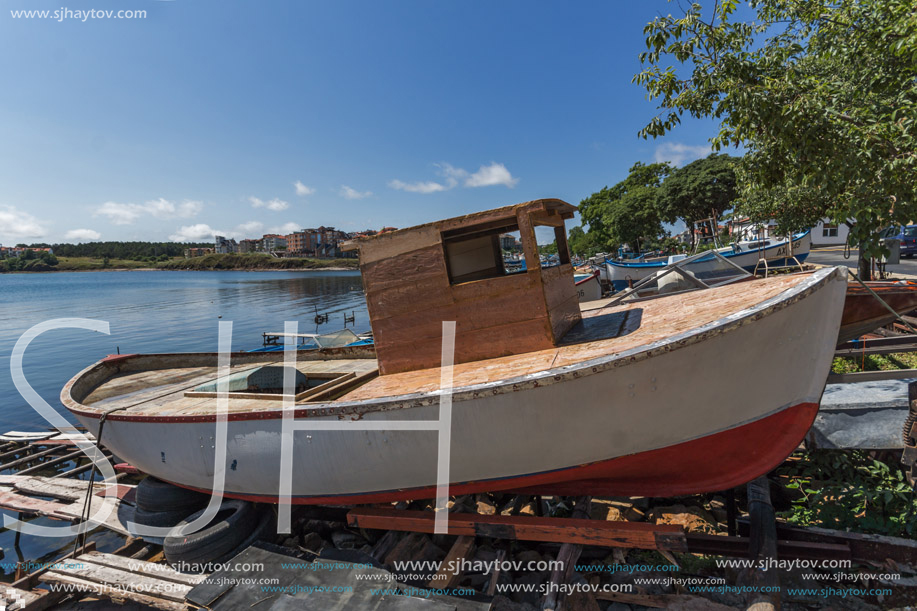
[606, 231, 812, 292]
[62, 200, 846, 502]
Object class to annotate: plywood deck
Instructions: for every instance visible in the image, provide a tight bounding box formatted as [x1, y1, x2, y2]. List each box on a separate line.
[339, 273, 809, 401]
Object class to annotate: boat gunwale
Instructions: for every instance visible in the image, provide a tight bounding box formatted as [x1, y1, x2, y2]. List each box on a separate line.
[61, 267, 844, 423]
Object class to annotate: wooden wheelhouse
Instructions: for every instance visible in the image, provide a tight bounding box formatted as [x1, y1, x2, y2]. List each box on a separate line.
[343, 199, 581, 374]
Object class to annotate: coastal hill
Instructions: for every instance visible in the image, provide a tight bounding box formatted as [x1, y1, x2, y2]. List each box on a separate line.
[0, 242, 359, 272]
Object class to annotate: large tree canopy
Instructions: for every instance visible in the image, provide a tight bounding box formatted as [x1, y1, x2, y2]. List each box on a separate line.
[579, 162, 670, 254]
[634, 0, 917, 263]
[659, 153, 738, 245]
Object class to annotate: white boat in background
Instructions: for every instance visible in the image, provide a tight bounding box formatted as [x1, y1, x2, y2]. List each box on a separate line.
[573, 269, 602, 302]
[62, 201, 845, 502]
[606, 230, 812, 292]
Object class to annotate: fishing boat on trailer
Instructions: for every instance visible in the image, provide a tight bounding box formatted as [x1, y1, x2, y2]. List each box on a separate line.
[605, 230, 812, 292]
[62, 199, 847, 502]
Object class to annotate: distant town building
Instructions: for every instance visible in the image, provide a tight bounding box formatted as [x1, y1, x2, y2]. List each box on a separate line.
[184, 247, 215, 258]
[0, 246, 53, 258]
[284, 227, 349, 257]
[261, 234, 287, 252]
[499, 234, 521, 251]
[237, 239, 261, 253]
[214, 236, 238, 254]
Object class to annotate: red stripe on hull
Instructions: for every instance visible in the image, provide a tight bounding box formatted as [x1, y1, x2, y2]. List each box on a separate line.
[175, 402, 818, 503]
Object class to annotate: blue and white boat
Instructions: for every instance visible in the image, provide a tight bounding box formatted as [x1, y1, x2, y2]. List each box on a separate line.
[605, 230, 811, 292]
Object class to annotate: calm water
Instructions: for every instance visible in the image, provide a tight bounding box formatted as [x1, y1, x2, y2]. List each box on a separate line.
[0, 270, 368, 571]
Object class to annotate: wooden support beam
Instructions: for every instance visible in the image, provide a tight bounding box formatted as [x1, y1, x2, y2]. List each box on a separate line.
[348, 507, 687, 551]
[0, 446, 63, 471]
[17, 448, 86, 475]
[52, 452, 112, 479]
[427, 535, 476, 590]
[11, 541, 96, 590]
[543, 496, 590, 611]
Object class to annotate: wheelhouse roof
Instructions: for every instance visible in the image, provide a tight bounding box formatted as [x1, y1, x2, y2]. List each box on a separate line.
[342, 199, 577, 250]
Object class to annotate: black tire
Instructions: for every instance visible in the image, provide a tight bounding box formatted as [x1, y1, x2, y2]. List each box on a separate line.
[214, 507, 275, 564]
[163, 499, 259, 566]
[131, 506, 196, 529]
[135, 477, 209, 513]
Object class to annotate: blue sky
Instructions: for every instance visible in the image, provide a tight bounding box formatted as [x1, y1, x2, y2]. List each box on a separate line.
[0, 0, 726, 245]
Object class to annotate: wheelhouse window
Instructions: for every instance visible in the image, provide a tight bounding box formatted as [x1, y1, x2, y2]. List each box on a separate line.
[442, 221, 521, 284]
[534, 225, 571, 267]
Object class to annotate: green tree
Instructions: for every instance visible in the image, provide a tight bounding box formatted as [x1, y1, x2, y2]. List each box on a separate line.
[581, 162, 670, 254]
[567, 225, 603, 257]
[634, 0, 917, 278]
[659, 154, 738, 249]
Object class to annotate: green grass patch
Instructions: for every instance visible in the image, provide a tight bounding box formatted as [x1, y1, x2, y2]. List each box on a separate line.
[832, 352, 917, 374]
[777, 450, 917, 536]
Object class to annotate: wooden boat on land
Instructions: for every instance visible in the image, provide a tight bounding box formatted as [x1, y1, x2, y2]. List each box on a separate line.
[62, 200, 847, 502]
[838, 280, 917, 345]
[605, 231, 812, 292]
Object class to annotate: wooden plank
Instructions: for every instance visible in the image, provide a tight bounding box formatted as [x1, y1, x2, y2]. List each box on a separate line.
[303, 369, 378, 402]
[361, 244, 447, 292]
[295, 372, 356, 401]
[0, 490, 75, 518]
[52, 460, 101, 479]
[79, 551, 207, 587]
[45, 558, 193, 602]
[427, 536, 476, 590]
[40, 572, 185, 611]
[0, 446, 63, 471]
[347, 508, 687, 551]
[17, 448, 87, 475]
[0, 584, 44, 610]
[542, 496, 589, 611]
[375, 318, 556, 375]
[10, 475, 113, 502]
[593, 591, 674, 608]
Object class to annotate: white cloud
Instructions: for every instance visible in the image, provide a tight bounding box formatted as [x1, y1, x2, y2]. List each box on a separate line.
[339, 185, 372, 200]
[0, 206, 46, 240]
[388, 179, 450, 194]
[389, 161, 519, 194]
[270, 222, 301, 235]
[169, 224, 221, 242]
[435, 163, 465, 188]
[653, 143, 712, 167]
[464, 162, 519, 188]
[94, 198, 202, 225]
[64, 229, 101, 241]
[294, 181, 315, 197]
[249, 197, 289, 212]
[95, 201, 142, 225]
[236, 221, 264, 236]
